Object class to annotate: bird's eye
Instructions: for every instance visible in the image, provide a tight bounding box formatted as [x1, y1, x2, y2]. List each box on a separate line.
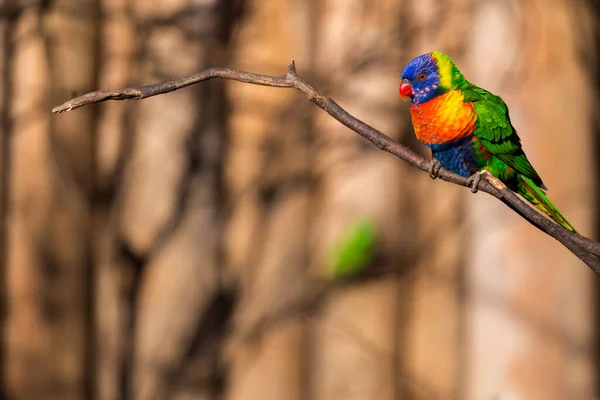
[418, 73, 427, 81]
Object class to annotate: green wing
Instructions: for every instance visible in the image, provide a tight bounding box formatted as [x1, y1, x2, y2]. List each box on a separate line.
[462, 85, 547, 189]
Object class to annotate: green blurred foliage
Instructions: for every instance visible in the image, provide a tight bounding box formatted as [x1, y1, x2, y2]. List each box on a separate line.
[325, 218, 377, 279]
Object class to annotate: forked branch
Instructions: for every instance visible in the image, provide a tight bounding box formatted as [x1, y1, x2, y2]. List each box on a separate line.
[52, 61, 600, 272]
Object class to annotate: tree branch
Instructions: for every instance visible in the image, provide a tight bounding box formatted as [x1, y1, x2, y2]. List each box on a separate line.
[52, 61, 600, 272]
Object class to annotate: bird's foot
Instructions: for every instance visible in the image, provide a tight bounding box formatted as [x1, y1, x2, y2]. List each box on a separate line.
[466, 170, 491, 193]
[428, 159, 442, 180]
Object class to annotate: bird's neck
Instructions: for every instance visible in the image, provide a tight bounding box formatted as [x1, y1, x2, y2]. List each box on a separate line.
[410, 90, 477, 146]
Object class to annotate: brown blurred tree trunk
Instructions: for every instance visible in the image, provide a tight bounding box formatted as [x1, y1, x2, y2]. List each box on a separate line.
[308, 1, 411, 399]
[224, 1, 312, 398]
[4, 1, 238, 399]
[95, 1, 237, 399]
[465, 1, 596, 399]
[5, 1, 99, 399]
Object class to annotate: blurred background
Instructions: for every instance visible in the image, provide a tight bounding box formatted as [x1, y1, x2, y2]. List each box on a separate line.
[0, 0, 598, 399]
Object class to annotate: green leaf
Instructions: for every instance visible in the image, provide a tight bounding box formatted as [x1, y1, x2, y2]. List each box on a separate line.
[325, 218, 377, 279]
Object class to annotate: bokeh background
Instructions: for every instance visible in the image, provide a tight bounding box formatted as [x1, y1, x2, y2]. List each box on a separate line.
[0, 0, 598, 399]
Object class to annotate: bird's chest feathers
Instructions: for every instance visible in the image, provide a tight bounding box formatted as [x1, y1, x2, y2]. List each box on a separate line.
[410, 90, 477, 147]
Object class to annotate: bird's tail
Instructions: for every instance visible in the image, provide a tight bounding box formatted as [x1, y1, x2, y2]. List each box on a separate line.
[517, 175, 577, 233]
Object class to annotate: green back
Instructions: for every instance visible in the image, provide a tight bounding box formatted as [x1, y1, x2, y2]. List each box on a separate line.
[462, 84, 546, 189]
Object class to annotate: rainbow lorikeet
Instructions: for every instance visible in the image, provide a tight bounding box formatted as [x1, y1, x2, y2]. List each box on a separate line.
[399, 51, 576, 232]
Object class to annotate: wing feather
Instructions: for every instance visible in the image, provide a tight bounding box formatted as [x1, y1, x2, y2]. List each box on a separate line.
[463, 86, 547, 189]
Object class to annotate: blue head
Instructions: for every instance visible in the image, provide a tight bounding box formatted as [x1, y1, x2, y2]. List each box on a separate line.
[400, 52, 460, 105]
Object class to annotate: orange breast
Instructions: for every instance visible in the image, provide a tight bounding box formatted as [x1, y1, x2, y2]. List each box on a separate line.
[410, 90, 477, 146]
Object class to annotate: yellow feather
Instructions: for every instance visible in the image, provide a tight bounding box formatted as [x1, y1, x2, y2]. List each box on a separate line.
[432, 51, 455, 90]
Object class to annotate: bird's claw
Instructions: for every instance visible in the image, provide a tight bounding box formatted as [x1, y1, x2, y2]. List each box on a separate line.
[429, 159, 442, 179]
[466, 170, 490, 193]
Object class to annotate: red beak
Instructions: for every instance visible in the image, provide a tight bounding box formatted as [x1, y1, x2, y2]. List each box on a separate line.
[399, 81, 413, 102]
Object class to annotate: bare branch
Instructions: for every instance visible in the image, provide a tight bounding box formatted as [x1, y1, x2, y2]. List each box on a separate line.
[52, 62, 600, 272]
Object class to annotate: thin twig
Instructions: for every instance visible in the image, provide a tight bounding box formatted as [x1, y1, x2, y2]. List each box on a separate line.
[52, 61, 600, 272]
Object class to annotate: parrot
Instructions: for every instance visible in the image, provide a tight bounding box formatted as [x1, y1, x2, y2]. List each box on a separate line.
[399, 51, 576, 232]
